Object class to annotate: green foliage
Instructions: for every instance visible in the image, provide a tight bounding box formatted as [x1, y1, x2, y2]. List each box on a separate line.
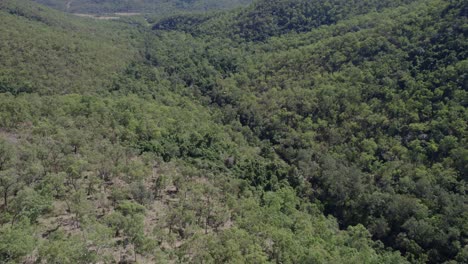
[154, 0, 419, 41]
[148, 0, 467, 262]
[0, 0, 139, 94]
[0, 0, 465, 263]
[36, 0, 252, 14]
[39, 230, 96, 264]
[10, 187, 52, 223]
[0, 220, 36, 263]
[189, 187, 409, 264]
[186, 228, 269, 263]
[116, 200, 146, 216]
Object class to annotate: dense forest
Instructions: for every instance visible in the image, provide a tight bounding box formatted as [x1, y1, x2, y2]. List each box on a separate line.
[33, 0, 252, 14]
[0, 0, 466, 263]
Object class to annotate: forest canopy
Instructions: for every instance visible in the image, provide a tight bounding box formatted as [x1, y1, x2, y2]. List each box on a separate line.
[34, 0, 252, 14]
[0, 0, 466, 263]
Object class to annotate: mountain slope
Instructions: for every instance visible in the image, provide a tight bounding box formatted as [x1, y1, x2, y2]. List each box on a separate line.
[0, 0, 140, 94]
[0, 0, 466, 263]
[34, 0, 252, 14]
[149, 0, 467, 262]
[0, 1, 413, 263]
[153, 0, 420, 41]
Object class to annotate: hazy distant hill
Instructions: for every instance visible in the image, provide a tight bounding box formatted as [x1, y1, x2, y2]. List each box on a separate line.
[34, 0, 252, 14]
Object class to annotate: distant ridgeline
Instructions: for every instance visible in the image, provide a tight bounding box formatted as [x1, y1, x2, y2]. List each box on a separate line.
[34, 0, 252, 14]
[152, 0, 420, 40]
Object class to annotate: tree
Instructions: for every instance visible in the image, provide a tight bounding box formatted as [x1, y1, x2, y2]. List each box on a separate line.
[0, 219, 35, 262]
[0, 169, 16, 209]
[39, 230, 96, 264]
[105, 201, 152, 262]
[0, 139, 16, 209]
[10, 187, 52, 224]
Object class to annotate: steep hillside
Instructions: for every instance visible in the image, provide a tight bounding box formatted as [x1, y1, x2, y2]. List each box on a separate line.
[149, 0, 467, 262]
[0, 1, 411, 263]
[34, 0, 252, 14]
[0, 0, 466, 263]
[0, 0, 141, 94]
[153, 0, 419, 40]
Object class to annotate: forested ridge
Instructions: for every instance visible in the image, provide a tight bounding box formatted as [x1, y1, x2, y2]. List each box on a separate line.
[0, 0, 466, 263]
[34, 0, 252, 14]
